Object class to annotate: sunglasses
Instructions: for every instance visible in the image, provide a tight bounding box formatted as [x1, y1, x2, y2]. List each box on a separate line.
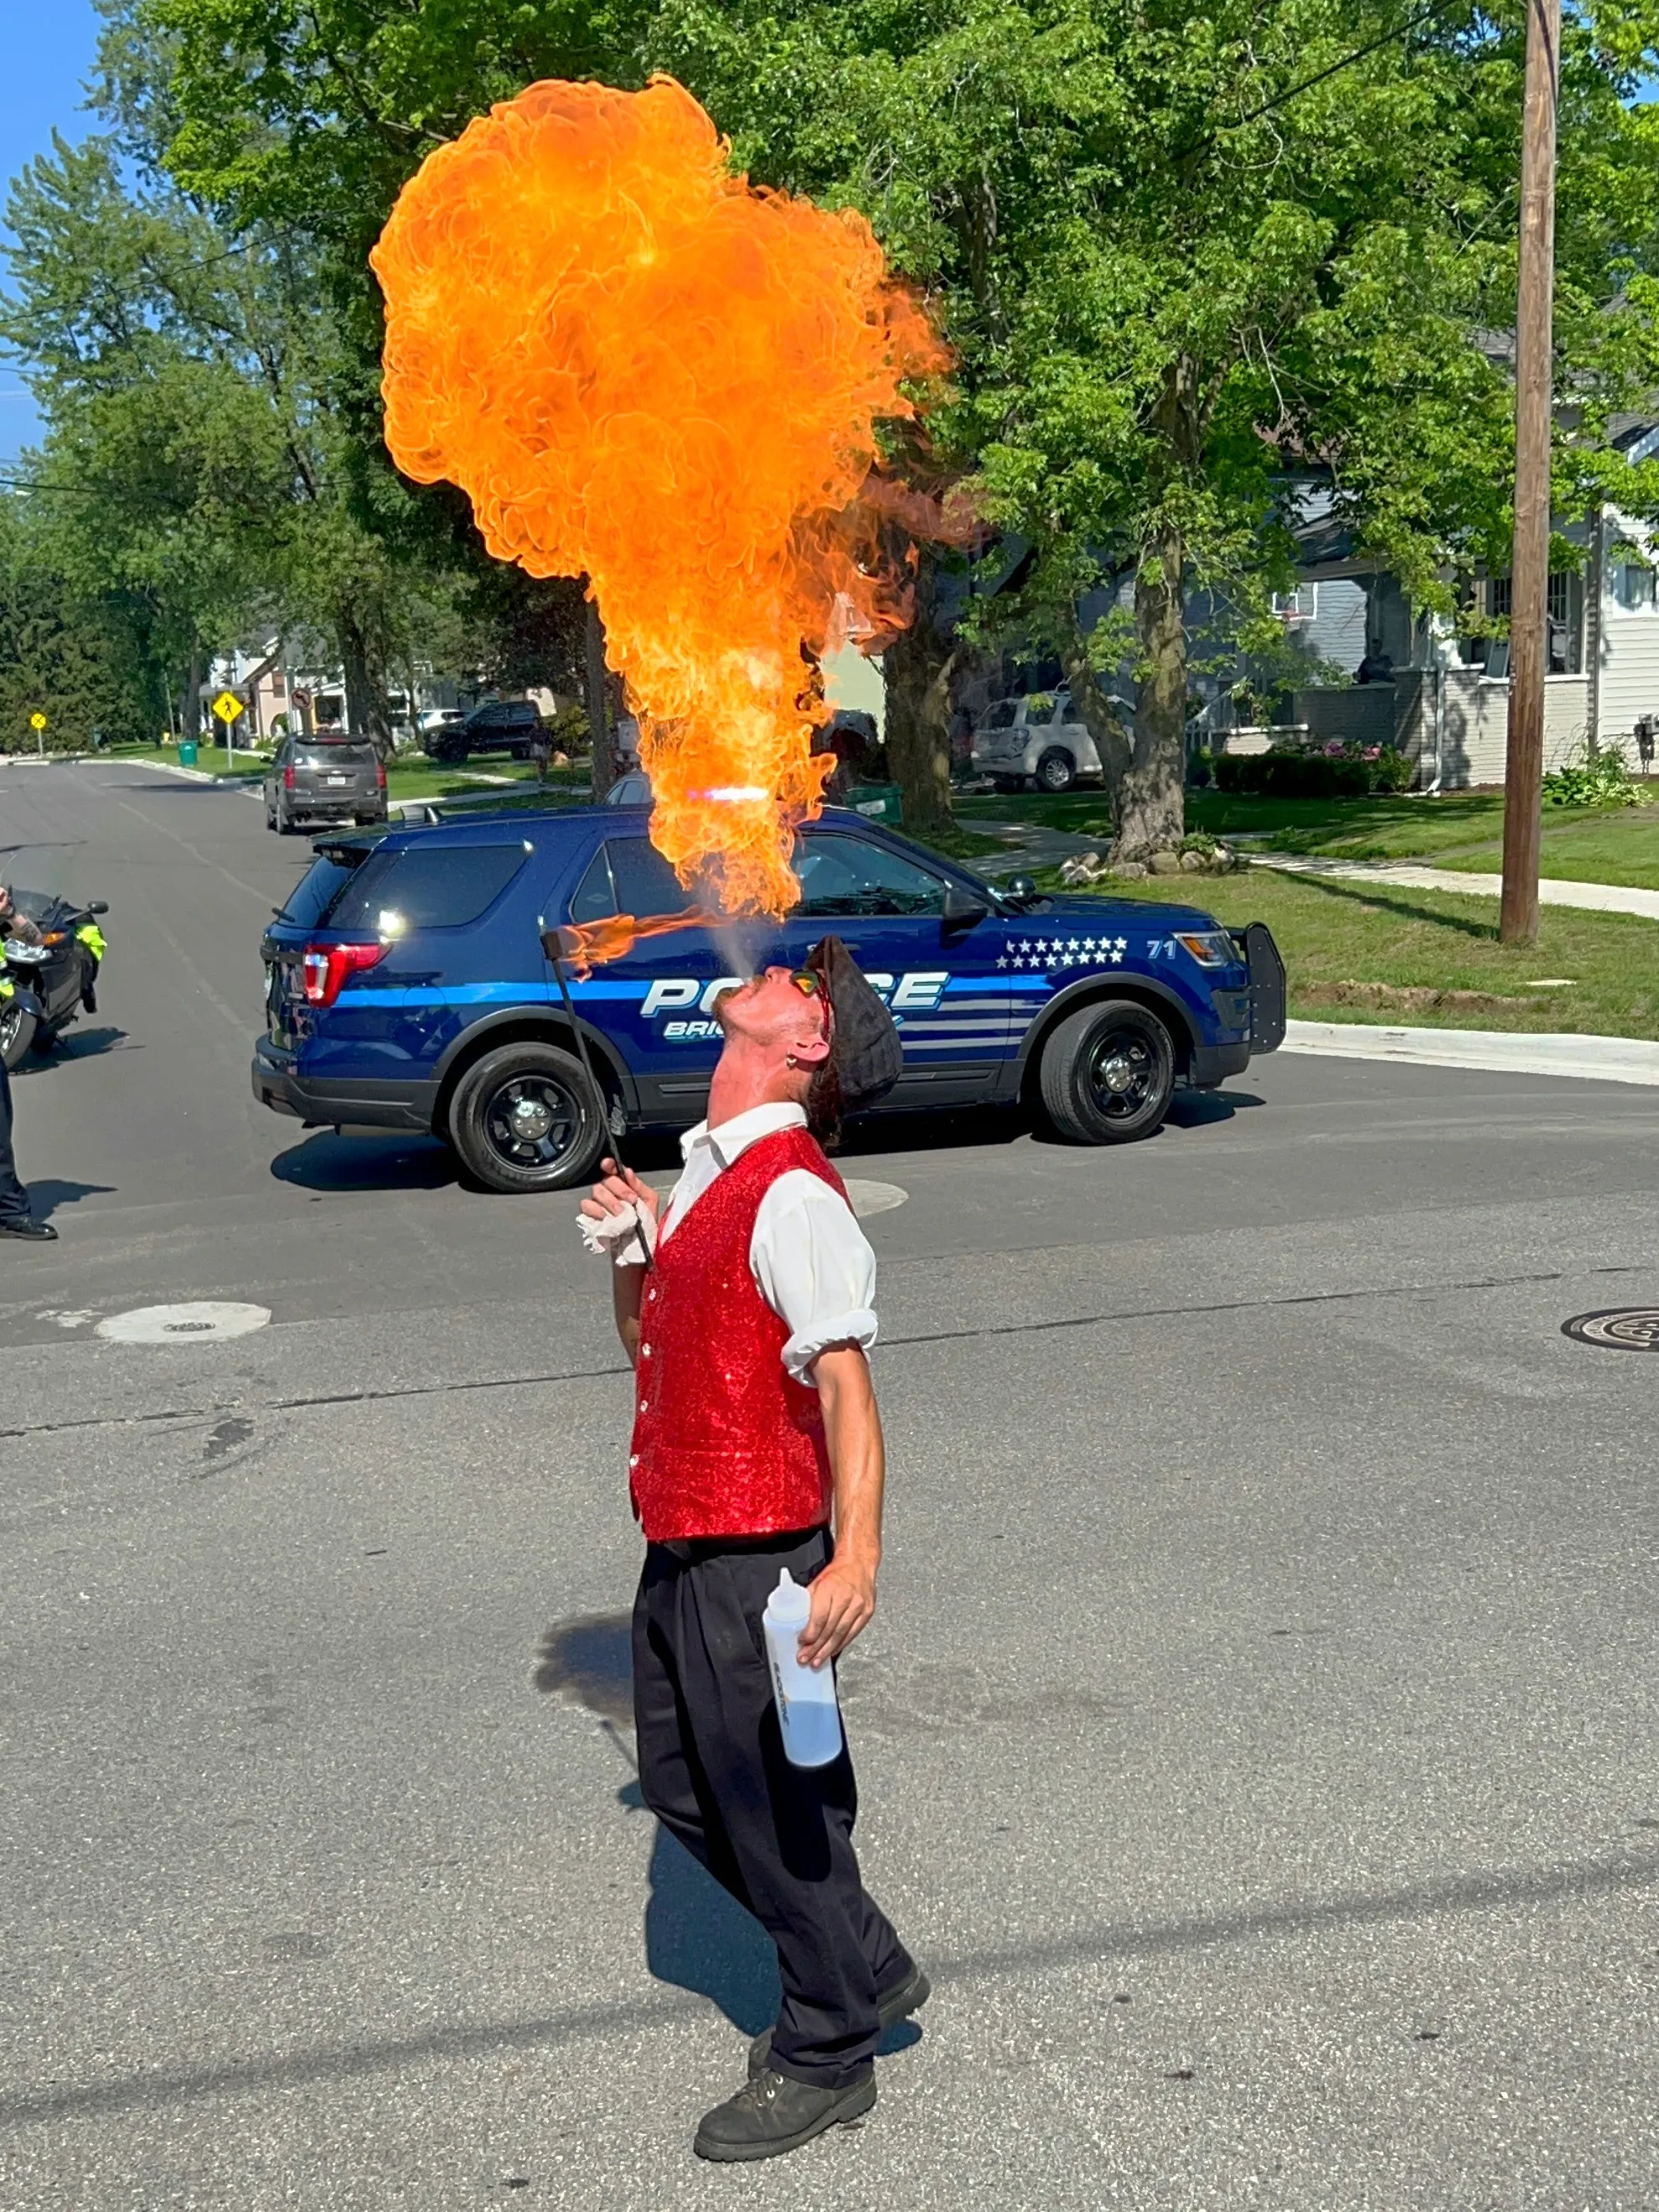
[788, 969, 824, 997]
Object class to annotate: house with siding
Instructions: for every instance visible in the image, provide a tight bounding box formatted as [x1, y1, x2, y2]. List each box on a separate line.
[1243, 432, 1659, 787]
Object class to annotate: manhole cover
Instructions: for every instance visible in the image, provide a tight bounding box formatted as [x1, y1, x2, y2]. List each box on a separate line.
[1561, 1308, 1659, 1352]
[96, 1301, 272, 1345]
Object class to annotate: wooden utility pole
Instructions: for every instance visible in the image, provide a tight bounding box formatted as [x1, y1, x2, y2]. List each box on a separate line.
[1500, 0, 1560, 946]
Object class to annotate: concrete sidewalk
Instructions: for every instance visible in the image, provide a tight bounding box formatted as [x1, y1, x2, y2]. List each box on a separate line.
[1253, 852, 1659, 922]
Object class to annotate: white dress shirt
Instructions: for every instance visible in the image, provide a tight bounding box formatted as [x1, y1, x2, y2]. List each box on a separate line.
[653, 1102, 878, 1384]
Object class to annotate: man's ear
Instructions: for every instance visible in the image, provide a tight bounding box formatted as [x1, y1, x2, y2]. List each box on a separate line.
[789, 1016, 833, 1071]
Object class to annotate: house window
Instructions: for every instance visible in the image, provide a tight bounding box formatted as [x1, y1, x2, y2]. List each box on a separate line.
[1273, 585, 1317, 623]
[1476, 572, 1582, 674]
[1614, 559, 1655, 611]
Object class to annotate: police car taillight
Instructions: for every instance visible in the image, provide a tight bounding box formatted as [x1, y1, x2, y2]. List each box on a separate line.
[301, 940, 389, 1007]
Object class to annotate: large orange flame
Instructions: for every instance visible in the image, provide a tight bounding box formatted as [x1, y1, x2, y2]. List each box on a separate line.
[372, 76, 947, 915]
[541, 907, 721, 979]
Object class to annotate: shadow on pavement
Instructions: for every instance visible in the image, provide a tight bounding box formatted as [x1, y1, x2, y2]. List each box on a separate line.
[534, 1611, 633, 1725]
[1166, 1087, 1266, 1130]
[24, 1178, 116, 1222]
[642, 1819, 779, 2036]
[13, 1026, 132, 1073]
[271, 1133, 457, 1193]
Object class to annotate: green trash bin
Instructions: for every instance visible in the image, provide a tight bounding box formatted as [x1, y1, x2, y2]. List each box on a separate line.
[842, 782, 903, 826]
[178, 739, 199, 766]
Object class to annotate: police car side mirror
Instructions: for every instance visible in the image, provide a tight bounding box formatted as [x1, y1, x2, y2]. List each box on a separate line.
[941, 882, 990, 930]
[1003, 874, 1038, 907]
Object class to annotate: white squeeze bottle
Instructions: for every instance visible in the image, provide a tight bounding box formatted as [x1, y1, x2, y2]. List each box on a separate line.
[762, 1570, 844, 1769]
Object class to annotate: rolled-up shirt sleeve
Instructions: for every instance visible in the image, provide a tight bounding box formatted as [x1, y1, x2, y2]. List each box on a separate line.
[750, 1169, 877, 1384]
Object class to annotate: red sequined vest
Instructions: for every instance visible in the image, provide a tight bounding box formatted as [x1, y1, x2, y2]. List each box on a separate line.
[628, 1126, 846, 1543]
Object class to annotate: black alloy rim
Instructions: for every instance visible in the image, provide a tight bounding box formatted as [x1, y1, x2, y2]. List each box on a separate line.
[1085, 1025, 1156, 1120]
[481, 1072, 586, 1172]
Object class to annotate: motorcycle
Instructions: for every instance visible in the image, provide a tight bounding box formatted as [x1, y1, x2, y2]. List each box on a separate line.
[1, 893, 110, 1071]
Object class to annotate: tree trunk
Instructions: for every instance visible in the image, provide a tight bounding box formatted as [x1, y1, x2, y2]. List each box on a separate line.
[1110, 518, 1189, 860]
[880, 561, 955, 835]
[339, 608, 395, 760]
[1060, 617, 1133, 810]
[585, 593, 614, 798]
[181, 649, 204, 747]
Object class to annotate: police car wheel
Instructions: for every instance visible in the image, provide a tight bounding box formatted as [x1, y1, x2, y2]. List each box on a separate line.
[1034, 747, 1075, 794]
[1039, 999, 1175, 1145]
[447, 1041, 607, 1193]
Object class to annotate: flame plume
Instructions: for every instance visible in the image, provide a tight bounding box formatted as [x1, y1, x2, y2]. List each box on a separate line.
[541, 907, 721, 979]
[372, 76, 947, 916]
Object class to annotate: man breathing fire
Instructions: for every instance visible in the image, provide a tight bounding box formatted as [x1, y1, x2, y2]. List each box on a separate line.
[580, 938, 928, 2162]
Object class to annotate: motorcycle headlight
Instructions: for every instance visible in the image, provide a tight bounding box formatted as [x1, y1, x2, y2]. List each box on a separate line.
[1175, 930, 1239, 968]
[3, 939, 46, 964]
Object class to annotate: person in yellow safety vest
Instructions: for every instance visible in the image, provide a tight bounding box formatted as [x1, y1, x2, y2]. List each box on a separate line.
[0, 884, 55, 1239]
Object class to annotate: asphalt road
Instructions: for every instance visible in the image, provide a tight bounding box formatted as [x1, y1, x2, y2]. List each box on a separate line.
[3, 757, 1656, 2211]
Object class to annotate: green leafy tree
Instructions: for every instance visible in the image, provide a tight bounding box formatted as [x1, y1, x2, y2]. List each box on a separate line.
[650, 0, 1659, 851]
[139, 0, 1659, 849]
[0, 495, 152, 747]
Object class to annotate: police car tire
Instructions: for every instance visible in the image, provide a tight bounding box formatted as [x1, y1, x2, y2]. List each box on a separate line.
[447, 1041, 608, 1194]
[1039, 999, 1176, 1145]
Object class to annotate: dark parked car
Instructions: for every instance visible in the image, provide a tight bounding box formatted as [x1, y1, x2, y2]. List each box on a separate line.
[421, 698, 544, 763]
[265, 732, 387, 835]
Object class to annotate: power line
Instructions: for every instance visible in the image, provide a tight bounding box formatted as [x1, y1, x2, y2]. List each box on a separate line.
[1222, 0, 1469, 135]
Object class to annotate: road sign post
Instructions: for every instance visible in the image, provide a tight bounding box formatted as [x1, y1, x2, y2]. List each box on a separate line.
[211, 690, 245, 767]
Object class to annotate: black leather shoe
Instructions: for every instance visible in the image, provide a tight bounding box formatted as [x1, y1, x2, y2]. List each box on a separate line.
[694, 2066, 875, 2163]
[0, 1216, 56, 1241]
[750, 1960, 930, 2077]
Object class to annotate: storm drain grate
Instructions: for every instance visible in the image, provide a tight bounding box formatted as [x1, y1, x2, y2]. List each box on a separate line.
[1561, 1308, 1659, 1352]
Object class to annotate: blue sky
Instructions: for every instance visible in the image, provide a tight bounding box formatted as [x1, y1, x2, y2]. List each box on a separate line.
[1, 0, 104, 465]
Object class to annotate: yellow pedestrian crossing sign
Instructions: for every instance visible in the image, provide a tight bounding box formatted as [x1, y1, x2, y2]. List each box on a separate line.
[212, 690, 245, 726]
[28, 711, 46, 731]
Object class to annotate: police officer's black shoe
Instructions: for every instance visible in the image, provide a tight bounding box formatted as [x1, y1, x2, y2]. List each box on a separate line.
[694, 2066, 875, 2163]
[748, 1960, 930, 2077]
[0, 1216, 56, 1240]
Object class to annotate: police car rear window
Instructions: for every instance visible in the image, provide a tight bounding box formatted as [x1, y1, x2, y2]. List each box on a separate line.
[276, 854, 361, 928]
[568, 837, 690, 922]
[328, 844, 526, 933]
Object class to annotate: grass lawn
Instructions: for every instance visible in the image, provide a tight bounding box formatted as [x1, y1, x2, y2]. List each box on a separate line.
[107, 740, 263, 778]
[958, 783, 1659, 888]
[1041, 864, 1659, 1040]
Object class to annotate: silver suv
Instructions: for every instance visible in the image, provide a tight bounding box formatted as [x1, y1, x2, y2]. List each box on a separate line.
[971, 690, 1103, 793]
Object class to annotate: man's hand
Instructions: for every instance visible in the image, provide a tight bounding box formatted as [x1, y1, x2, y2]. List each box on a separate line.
[581, 1157, 659, 1230]
[799, 1552, 876, 1670]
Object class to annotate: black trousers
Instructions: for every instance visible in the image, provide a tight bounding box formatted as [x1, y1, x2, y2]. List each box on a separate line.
[632, 1524, 908, 2089]
[0, 1054, 32, 1224]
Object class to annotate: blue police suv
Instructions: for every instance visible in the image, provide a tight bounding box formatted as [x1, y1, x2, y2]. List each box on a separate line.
[252, 804, 1284, 1193]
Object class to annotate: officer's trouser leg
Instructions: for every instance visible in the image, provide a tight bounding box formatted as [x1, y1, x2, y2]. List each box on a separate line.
[632, 1529, 908, 2090]
[0, 1057, 33, 1224]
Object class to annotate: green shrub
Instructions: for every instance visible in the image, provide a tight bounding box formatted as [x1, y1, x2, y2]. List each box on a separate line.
[1542, 744, 1640, 809]
[1212, 742, 1411, 798]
